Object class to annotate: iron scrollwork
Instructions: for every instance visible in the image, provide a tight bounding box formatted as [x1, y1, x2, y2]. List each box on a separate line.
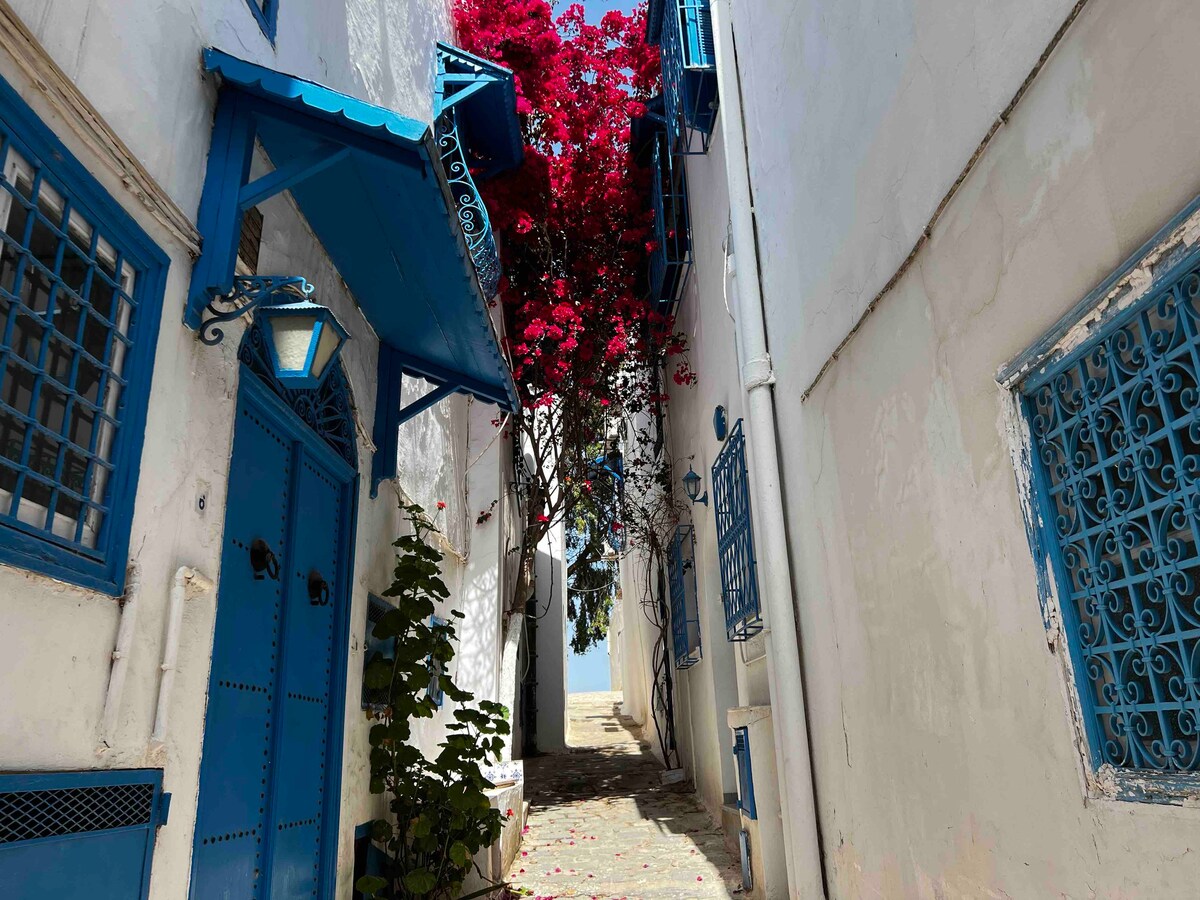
[437, 110, 502, 300]
[199, 275, 316, 346]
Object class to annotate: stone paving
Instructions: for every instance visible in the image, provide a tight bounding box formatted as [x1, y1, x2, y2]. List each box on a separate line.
[508, 692, 742, 900]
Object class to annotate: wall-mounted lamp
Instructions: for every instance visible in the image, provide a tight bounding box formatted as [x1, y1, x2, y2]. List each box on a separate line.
[682, 465, 708, 506]
[199, 275, 350, 390]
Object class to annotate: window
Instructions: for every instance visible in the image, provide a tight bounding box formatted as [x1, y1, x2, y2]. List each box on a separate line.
[668, 524, 702, 668]
[244, 0, 279, 42]
[653, 0, 718, 152]
[362, 593, 391, 710]
[712, 419, 762, 641]
[0, 77, 167, 594]
[649, 131, 691, 309]
[427, 615, 446, 709]
[1024, 253, 1200, 777]
[732, 726, 756, 819]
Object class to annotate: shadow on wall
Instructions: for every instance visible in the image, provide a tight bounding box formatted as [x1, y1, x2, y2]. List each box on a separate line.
[341, 0, 448, 122]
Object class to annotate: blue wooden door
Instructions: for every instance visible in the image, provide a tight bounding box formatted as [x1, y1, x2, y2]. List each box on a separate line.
[191, 374, 354, 899]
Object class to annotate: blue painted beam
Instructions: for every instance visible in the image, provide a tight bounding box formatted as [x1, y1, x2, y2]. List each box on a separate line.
[238, 144, 350, 210]
[397, 382, 459, 425]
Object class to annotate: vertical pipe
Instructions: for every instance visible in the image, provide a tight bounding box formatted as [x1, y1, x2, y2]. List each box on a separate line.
[709, 1, 827, 896]
[150, 566, 215, 748]
[98, 561, 142, 751]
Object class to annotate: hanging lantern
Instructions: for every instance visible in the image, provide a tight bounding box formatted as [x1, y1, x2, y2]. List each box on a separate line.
[257, 296, 350, 390]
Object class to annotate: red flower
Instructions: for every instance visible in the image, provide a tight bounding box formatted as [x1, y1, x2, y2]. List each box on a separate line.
[436, 501, 447, 510]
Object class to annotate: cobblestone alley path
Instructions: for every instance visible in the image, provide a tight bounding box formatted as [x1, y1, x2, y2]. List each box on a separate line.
[508, 692, 742, 900]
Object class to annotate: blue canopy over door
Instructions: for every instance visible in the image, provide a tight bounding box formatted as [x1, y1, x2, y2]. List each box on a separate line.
[190, 370, 355, 899]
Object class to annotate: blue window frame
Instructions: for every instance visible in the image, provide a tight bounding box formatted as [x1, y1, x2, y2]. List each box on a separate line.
[651, 0, 718, 153]
[1023, 248, 1200, 780]
[0, 75, 167, 595]
[649, 132, 692, 310]
[669, 524, 702, 668]
[427, 614, 447, 708]
[712, 419, 762, 641]
[244, 0, 279, 43]
[362, 593, 392, 710]
[732, 727, 757, 819]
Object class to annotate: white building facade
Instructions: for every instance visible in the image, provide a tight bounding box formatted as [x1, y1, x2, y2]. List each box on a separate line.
[0, 1, 527, 897]
[628, 0, 1200, 898]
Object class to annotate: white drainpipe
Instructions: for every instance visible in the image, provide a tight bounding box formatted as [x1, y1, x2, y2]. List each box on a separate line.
[709, 1, 826, 897]
[98, 562, 143, 751]
[150, 566, 215, 750]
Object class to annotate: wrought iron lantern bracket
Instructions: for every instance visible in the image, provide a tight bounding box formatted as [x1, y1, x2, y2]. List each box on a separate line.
[199, 275, 316, 346]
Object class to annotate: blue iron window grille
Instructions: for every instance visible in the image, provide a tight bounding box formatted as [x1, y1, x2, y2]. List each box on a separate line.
[244, 0, 279, 43]
[712, 419, 762, 641]
[1024, 252, 1200, 776]
[669, 524, 702, 668]
[649, 132, 692, 310]
[362, 594, 393, 710]
[732, 727, 757, 819]
[0, 76, 167, 595]
[652, 0, 718, 154]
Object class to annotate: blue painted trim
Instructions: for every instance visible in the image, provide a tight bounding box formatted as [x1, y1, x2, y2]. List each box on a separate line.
[732, 728, 757, 819]
[237, 144, 350, 210]
[371, 345, 403, 498]
[0, 768, 165, 900]
[243, 0, 278, 43]
[234, 369, 358, 896]
[997, 191, 1200, 387]
[0, 73, 168, 596]
[428, 614, 447, 708]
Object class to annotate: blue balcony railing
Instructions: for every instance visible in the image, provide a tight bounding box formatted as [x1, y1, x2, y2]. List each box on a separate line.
[658, 0, 718, 154]
[649, 132, 691, 309]
[437, 109, 502, 299]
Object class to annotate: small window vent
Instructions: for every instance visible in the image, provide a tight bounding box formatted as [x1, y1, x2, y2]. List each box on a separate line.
[0, 782, 154, 843]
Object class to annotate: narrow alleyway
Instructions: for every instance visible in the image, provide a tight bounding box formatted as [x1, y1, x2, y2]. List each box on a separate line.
[510, 692, 742, 900]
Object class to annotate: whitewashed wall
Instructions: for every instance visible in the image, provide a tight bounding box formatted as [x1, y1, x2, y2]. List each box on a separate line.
[721, 0, 1200, 895]
[0, 2, 518, 898]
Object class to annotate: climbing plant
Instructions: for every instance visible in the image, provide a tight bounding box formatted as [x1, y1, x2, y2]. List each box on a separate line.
[357, 505, 511, 900]
[453, 0, 691, 614]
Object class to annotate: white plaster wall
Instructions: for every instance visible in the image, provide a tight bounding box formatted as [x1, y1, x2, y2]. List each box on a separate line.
[0, 2, 520, 898]
[726, 0, 1077, 391]
[533, 521, 567, 751]
[730, 0, 1200, 895]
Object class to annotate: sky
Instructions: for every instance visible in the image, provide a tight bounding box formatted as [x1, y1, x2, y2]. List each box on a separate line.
[563, 0, 636, 697]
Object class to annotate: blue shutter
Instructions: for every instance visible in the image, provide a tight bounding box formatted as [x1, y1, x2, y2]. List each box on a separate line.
[0, 769, 167, 900]
[712, 420, 763, 641]
[732, 727, 757, 819]
[427, 615, 447, 708]
[668, 525, 702, 668]
[362, 594, 392, 709]
[680, 0, 716, 69]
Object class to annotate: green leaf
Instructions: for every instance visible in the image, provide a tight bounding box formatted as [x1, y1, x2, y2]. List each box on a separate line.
[355, 874, 388, 898]
[449, 841, 471, 867]
[403, 869, 437, 895]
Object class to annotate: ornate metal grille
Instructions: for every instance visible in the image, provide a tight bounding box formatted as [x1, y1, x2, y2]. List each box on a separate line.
[238, 321, 356, 468]
[649, 133, 691, 309]
[712, 419, 762, 641]
[1025, 260, 1200, 772]
[437, 110, 501, 300]
[0, 781, 154, 843]
[0, 141, 141, 556]
[669, 524, 702, 668]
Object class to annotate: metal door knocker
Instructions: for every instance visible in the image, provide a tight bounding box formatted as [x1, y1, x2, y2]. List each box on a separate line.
[250, 539, 280, 581]
[308, 570, 331, 606]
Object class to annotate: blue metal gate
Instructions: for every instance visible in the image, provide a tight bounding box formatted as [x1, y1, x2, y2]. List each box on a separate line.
[190, 368, 356, 899]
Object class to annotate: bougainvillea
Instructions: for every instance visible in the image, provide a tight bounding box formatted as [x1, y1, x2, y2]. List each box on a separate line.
[454, 0, 687, 615]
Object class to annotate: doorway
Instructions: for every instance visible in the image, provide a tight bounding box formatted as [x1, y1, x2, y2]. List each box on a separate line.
[190, 348, 357, 899]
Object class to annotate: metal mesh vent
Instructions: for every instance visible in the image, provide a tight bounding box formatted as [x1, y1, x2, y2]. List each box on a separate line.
[0, 782, 154, 843]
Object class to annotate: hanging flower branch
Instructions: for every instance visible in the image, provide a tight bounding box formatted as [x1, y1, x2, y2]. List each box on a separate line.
[453, 0, 689, 612]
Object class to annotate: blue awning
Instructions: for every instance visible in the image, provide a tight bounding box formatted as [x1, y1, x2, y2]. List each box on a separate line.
[189, 48, 518, 412]
[435, 43, 523, 179]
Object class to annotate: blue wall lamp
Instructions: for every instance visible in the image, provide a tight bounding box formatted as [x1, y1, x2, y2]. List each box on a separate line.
[682, 465, 708, 506]
[200, 275, 350, 390]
